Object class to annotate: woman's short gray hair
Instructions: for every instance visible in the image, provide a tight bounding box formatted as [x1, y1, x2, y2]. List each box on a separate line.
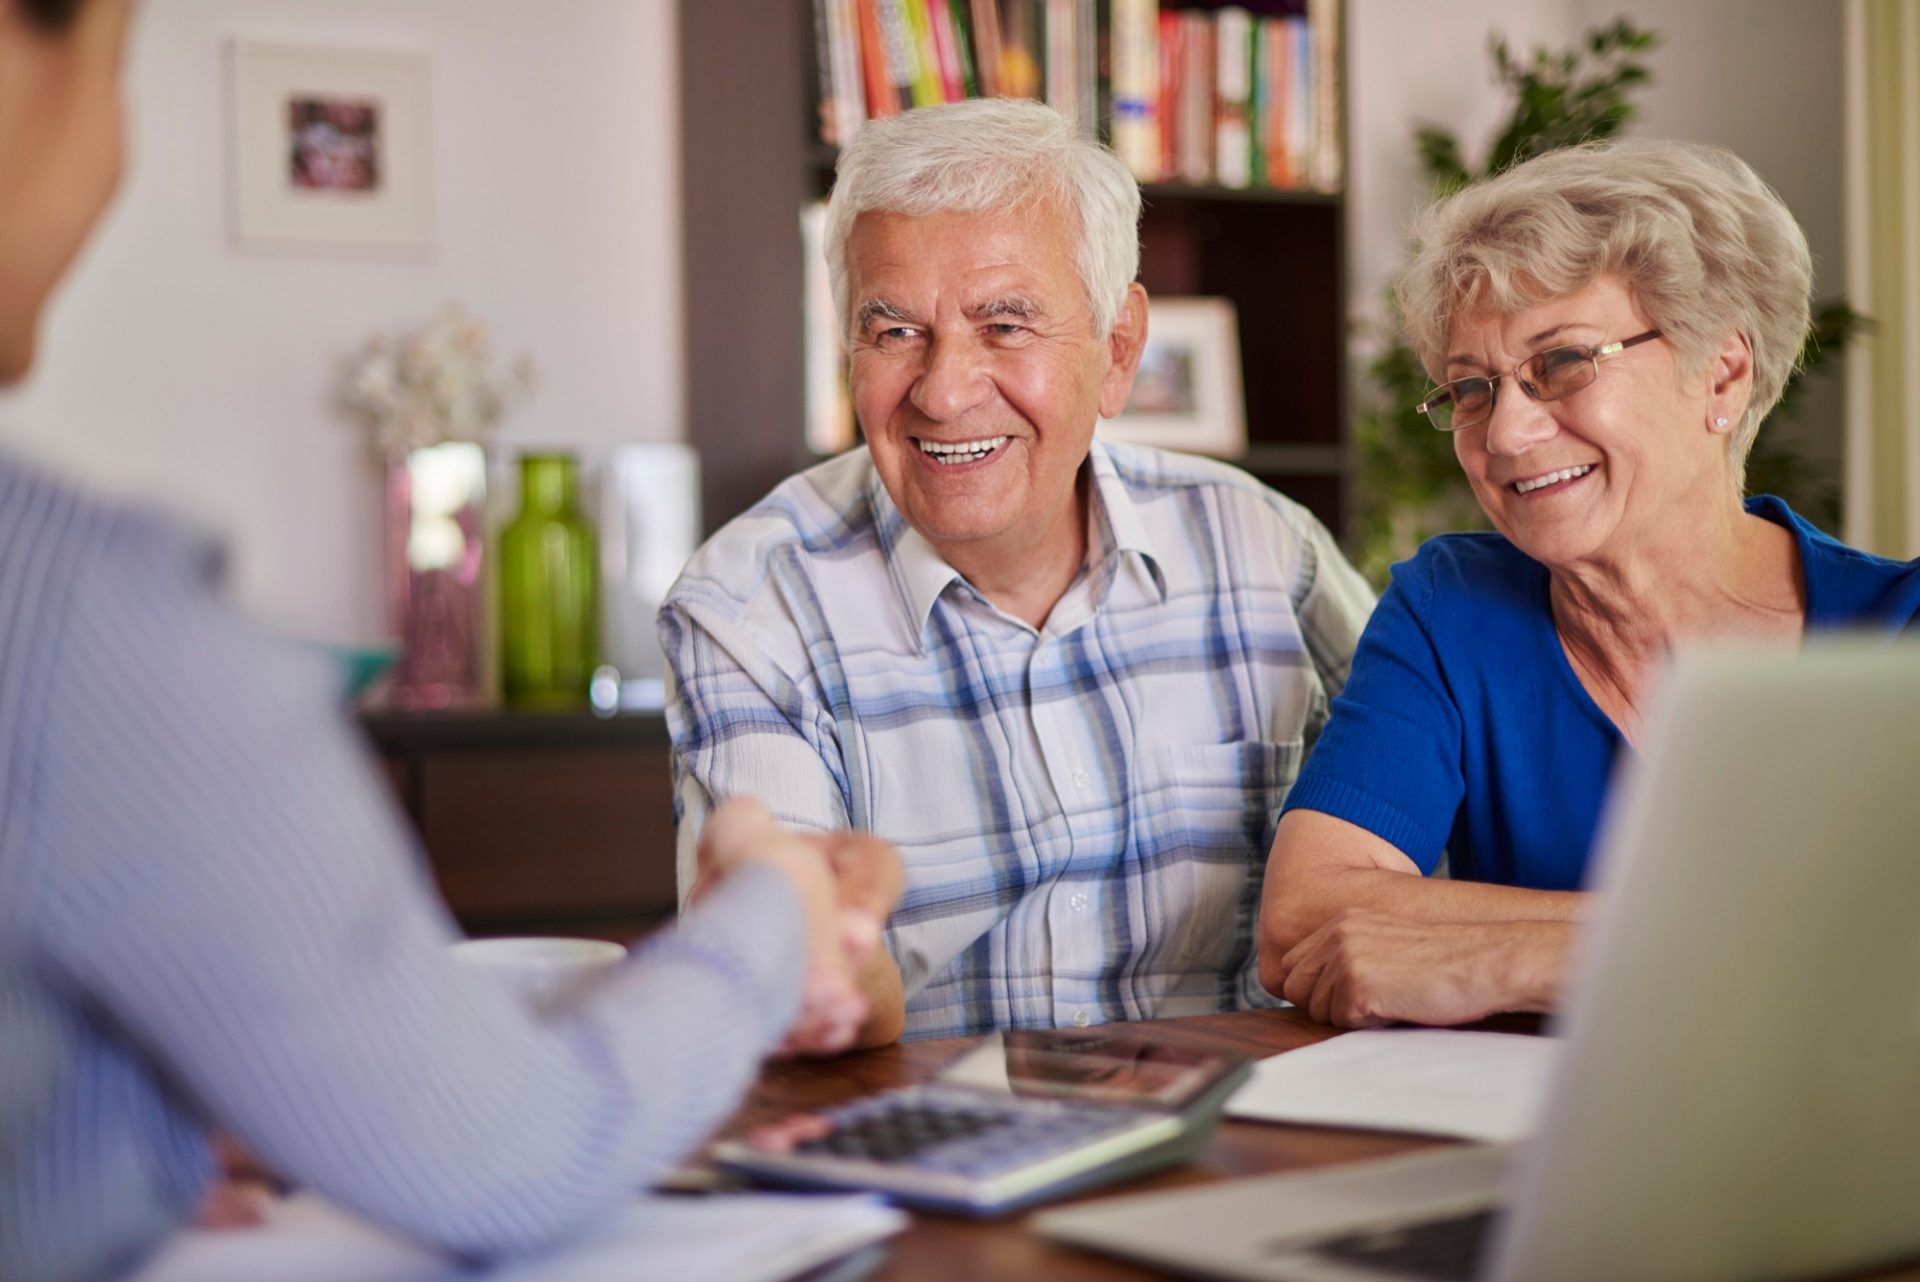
[1398, 138, 1812, 486]
[825, 99, 1141, 340]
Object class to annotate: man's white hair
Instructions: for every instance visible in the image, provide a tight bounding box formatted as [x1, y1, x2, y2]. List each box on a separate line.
[825, 99, 1141, 341]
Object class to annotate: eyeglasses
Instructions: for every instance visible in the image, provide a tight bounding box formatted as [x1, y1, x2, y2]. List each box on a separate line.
[1416, 329, 1664, 432]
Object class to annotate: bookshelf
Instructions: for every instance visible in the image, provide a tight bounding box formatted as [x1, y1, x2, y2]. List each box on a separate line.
[679, 2, 1350, 539]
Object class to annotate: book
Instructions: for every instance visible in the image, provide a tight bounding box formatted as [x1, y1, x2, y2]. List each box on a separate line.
[969, 0, 1003, 96]
[1176, 11, 1214, 184]
[811, 0, 838, 145]
[925, 0, 959, 101]
[1248, 16, 1271, 186]
[1214, 7, 1252, 188]
[804, 0, 1341, 196]
[946, 0, 979, 99]
[1308, 0, 1342, 191]
[1157, 9, 1182, 179]
[873, 0, 923, 111]
[1045, 0, 1077, 124]
[899, 0, 945, 106]
[857, 0, 902, 116]
[1071, 0, 1098, 136]
[1286, 15, 1312, 191]
[1109, 0, 1160, 180]
[826, 0, 867, 144]
[1260, 15, 1291, 187]
[1000, 0, 1042, 99]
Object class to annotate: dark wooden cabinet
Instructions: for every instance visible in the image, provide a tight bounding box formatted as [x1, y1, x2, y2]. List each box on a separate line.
[362, 709, 678, 943]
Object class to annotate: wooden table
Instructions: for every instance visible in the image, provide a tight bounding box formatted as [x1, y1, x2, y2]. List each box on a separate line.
[714, 1010, 1453, 1281]
[714, 1009, 1920, 1282]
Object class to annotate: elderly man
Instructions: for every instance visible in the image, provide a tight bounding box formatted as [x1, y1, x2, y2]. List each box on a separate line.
[662, 98, 1373, 1045]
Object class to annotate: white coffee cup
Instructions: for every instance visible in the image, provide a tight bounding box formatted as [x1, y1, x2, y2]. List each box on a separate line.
[450, 936, 627, 1012]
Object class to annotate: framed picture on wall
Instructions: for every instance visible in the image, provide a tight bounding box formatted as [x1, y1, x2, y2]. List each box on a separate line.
[801, 200, 858, 455]
[1097, 296, 1247, 458]
[228, 41, 433, 254]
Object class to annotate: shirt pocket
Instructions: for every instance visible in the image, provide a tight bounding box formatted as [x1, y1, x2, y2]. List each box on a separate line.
[1132, 740, 1302, 971]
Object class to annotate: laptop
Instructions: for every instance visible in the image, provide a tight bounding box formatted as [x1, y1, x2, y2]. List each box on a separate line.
[1035, 639, 1920, 1282]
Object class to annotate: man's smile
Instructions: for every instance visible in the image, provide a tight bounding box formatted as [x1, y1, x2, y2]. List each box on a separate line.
[914, 435, 1011, 466]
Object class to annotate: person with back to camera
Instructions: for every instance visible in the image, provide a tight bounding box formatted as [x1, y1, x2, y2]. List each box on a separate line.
[0, 3, 902, 1279]
[1257, 137, 1920, 1029]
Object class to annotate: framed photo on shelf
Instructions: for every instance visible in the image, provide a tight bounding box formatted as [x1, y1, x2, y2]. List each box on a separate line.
[1098, 296, 1246, 458]
[227, 41, 433, 254]
[801, 200, 858, 455]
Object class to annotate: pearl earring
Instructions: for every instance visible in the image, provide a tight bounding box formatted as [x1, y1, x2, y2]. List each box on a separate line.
[1714, 416, 1729, 428]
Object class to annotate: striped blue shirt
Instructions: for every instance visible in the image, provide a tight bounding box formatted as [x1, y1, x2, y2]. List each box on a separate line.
[0, 451, 805, 1282]
[662, 441, 1375, 1041]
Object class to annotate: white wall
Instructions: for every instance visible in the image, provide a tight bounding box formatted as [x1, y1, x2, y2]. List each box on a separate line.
[1347, 0, 1846, 468]
[1348, 0, 1578, 319]
[0, 0, 682, 643]
[1611, 0, 1846, 471]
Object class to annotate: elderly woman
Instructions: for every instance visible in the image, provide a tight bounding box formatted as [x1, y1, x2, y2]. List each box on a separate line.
[1257, 139, 1920, 1029]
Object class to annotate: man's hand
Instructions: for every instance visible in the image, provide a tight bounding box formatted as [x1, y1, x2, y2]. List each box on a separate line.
[806, 830, 908, 1049]
[1273, 912, 1570, 1028]
[806, 830, 903, 962]
[692, 799, 904, 1056]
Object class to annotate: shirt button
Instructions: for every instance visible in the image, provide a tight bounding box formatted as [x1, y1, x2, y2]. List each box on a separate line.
[1071, 768, 1091, 790]
[1071, 1009, 1092, 1028]
[1068, 891, 1088, 912]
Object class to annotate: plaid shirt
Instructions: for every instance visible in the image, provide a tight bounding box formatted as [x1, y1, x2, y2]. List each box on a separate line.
[661, 441, 1374, 1040]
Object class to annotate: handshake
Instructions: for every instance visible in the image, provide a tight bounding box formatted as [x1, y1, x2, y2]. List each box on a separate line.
[691, 798, 906, 1056]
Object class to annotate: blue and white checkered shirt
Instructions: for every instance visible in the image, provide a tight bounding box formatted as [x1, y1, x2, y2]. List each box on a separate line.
[662, 441, 1375, 1040]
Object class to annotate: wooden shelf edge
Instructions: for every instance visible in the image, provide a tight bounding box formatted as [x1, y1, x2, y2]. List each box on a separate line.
[1235, 444, 1348, 475]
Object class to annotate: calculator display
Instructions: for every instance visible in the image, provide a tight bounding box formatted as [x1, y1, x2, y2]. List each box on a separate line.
[937, 1027, 1240, 1110]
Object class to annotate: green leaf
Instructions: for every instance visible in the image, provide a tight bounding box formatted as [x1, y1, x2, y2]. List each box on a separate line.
[1414, 126, 1471, 191]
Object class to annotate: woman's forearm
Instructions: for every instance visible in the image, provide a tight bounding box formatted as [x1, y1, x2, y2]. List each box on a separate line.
[1266, 864, 1587, 949]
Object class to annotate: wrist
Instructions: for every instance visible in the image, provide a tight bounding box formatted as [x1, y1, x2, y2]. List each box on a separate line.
[734, 842, 832, 912]
[853, 946, 906, 1047]
[1494, 921, 1569, 1013]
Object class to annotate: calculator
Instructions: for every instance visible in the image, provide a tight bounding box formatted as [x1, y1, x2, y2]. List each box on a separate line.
[709, 1027, 1252, 1216]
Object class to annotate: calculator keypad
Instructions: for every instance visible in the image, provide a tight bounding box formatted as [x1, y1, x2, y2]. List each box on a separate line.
[793, 1087, 1144, 1178]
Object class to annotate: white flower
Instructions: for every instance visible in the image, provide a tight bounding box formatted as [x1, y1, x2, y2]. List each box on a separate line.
[339, 303, 536, 458]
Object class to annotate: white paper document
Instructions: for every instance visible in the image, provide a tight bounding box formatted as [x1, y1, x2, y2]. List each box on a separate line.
[129, 1189, 907, 1282]
[1224, 1028, 1561, 1143]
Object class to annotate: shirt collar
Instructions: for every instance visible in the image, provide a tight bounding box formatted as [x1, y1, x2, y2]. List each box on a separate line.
[1086, 439, 1166, 598]
[871, 439, 1169, 650]
[871, 467, 965, 642]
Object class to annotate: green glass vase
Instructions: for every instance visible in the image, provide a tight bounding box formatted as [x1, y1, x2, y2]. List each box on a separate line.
[499, 453, 599, 708]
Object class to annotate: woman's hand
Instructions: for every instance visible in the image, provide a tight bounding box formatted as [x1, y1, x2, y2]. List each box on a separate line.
[191, 1135, 278, 1229]
[1273, 912, 1570, 1028]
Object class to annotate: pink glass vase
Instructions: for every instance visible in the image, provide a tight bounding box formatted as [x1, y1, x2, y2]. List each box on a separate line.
[384, 443, 488, 709]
